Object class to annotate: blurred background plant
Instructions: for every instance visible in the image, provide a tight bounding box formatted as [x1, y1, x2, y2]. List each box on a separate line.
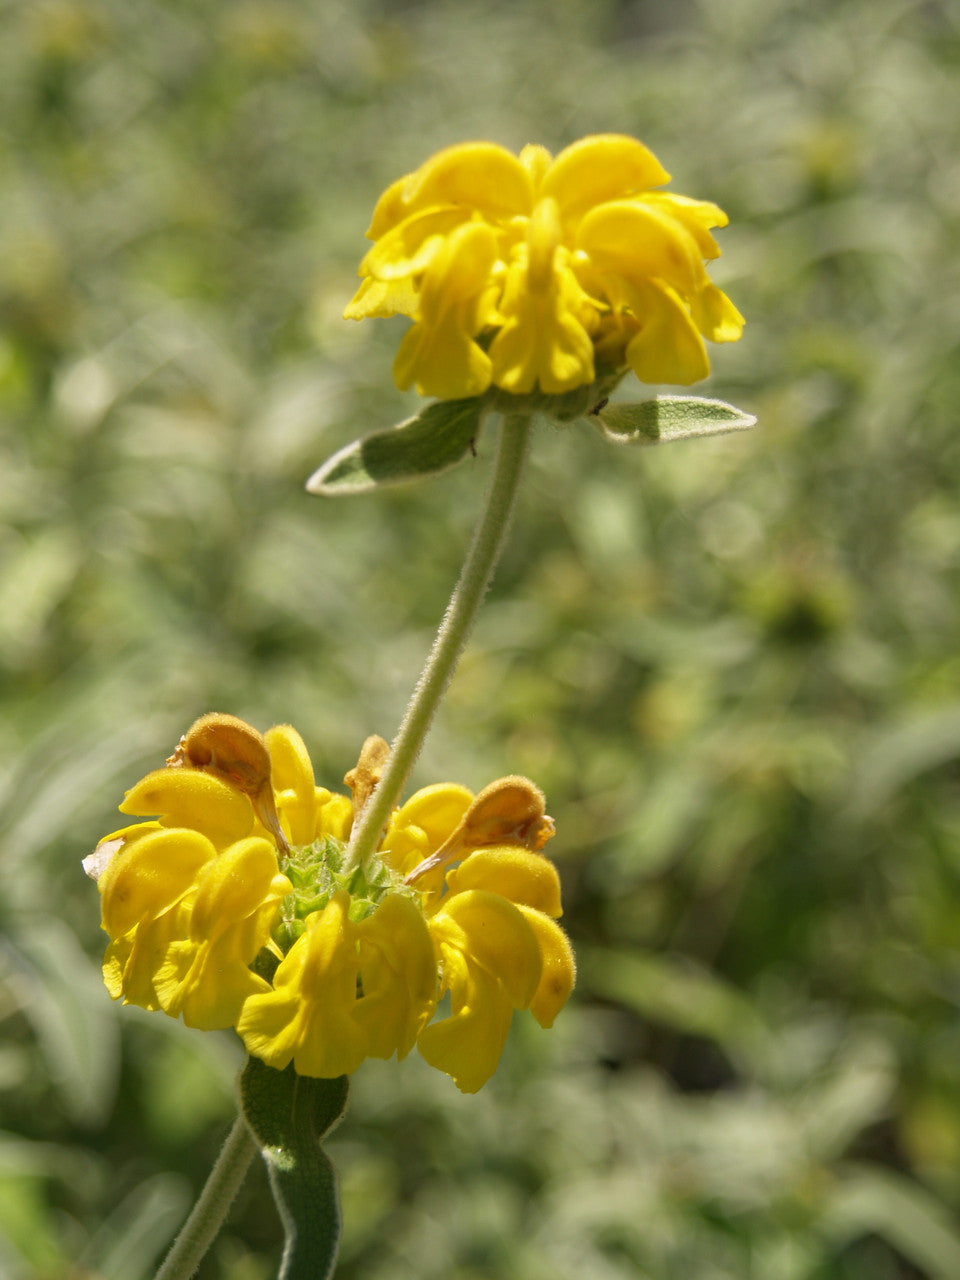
[3, 0, 960, 1276]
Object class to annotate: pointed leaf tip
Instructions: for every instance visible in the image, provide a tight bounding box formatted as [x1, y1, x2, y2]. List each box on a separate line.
[595, 395, 756, 446]
[306, 398, 483, 495]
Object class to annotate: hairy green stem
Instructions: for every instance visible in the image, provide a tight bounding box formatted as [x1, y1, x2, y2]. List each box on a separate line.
[154, 1114, 257, 1280]
[345, 412, 533, 873]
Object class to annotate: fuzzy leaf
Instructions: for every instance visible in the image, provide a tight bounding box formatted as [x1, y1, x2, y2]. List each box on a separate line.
[240, 1057, 349, 1280]
[594, 395, 756, 445]
[306, 398, 483, 495]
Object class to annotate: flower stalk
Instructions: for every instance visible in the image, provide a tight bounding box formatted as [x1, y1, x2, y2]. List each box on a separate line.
[154, 1115, 257, 1280]
[344, 411, 533, 873]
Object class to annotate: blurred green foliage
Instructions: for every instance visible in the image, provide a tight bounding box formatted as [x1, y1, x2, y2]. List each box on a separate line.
[3, 0, 960, 1275]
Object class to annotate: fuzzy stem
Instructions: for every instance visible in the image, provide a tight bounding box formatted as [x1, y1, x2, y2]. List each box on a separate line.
[345, 412, 533, 872]
[154, 1115, 257, 1280]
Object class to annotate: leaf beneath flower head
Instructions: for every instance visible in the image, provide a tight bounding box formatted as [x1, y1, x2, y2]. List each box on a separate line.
[594, 395, 756, 445]
[306, 398, 483, 495]
[240, 1056, 349, 1280]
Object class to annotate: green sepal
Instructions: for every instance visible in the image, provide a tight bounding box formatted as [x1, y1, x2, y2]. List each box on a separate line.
[593, 395, 756, 445]
[240, 1056, 349, 1280]
[306, 397, 483, 495]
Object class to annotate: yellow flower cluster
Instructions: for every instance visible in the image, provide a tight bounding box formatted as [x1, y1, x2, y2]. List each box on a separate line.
[345, 134, 744, 400]
[87, 715, 574, 1093]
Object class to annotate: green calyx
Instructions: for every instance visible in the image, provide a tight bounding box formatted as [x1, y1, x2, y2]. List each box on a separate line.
[272, 836, 412, 950]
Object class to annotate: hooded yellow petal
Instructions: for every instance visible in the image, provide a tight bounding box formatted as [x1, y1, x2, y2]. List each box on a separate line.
[381, 782, 473, 877]
[188, 837, 289, 940]
[624, 280, 711, 385]
[399, 141, 534, 221]
[120, 769, 253, 849]
[690, 281, 746, 344]
[355, 894, 438, 1059]
[446, 846, 563, 918]
[102, 913, 184, 1011]
[416, 959, 513, 1093]
[392, 220, 499, 399]
[431, 889, 541, 1009]
[238, 892, 368, 1078]
[343, 274, 420, 321]
[516, 907, 575, 1028]
[394, 318, 493, 400]
[265, 724, 317, 846]
[541, 134, 670, 217]
[98, 827, 215, 940]
[644, 192, 728, 259]
[155, 934, 271, 1029]
[360, 206, 470, 282]
[577, 199, 700, 298]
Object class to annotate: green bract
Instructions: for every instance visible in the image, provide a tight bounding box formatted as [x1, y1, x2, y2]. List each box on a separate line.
[307, 393, 756, 496]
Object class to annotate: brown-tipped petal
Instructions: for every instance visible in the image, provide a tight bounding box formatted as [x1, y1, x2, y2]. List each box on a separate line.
[461, 775, 552, 851]
[405, 776, 554, 884]
[170, 713, 272, 792]
[251, 779, 290, 856]
[404, 827, 467, 885]
[166, 712, 290, 853]
[344, 735, 391, 819]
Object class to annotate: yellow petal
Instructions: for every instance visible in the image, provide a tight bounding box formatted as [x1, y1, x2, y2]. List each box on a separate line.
[155, 935, 270, 1029]
[265, 724, 314, 793]
[644, 192, 728, 260]
[237, 892, 368, 1078]
[265, 724, 316, 846]
[355, 894, 438, 1059]
[102, 908, 188, 1011]
[85, 821, 161, 882]
[518, 143, 553, 188]
[400, 141, 534, 221]
[577, 200, 700, 297]
[343, 274, 419, 321]
[316, 791, 354, 842]
[391, 784, 474, 844]
[392, 220, 499, 399]
[189, 838, 289, 940]
[98, 827, 215, 939]
[446, 846, 563, 918]
[361, 206, 470, 282]
[488, 255, 596, 394]
[365, 173, 410, 239]
[624, 280, 711, 385]
[120, 769, 253, 849]
[417, 220, 500, 316]
[690, 282, 745, 344]
[516, 907, 575, 1028]
[393, 318, 493, 399]
[541, 134, 670, 217]
[381, 783, 473, 878]
[416, 960, 513, 1093]
[432, 889, 541, 1009]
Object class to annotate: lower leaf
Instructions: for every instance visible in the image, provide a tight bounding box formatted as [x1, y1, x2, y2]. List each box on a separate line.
[240, 1056, 349, 1280]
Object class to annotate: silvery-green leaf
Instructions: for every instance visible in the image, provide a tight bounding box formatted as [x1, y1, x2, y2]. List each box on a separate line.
[240, 1057, 348, 1280]
[595, 395, 756, 445]
[306, 398, 483, 495]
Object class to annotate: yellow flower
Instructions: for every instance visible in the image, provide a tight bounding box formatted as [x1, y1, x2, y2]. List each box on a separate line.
[345, 134, 744, 400]
[89, 714, 575, 1092]
[237, 890, 437, 1077]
